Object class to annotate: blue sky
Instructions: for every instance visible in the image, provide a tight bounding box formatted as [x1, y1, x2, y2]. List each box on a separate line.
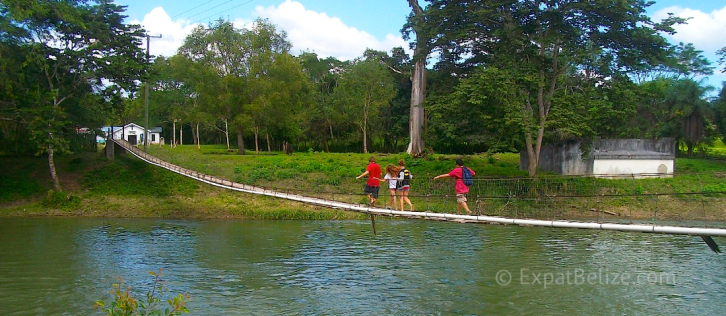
[115, 0, 726, 92]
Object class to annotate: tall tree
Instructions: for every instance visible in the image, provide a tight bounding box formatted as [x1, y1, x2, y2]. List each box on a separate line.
[179, 20, 248, 153]
[179, 18, 293, 155]
[422, 0, 683, 175]
[335, 60, 396, 153]
[667, 78, 715, 156]
[1, 0, 146, 190]
[402, 0, 430, 156]
[715, 83, 726, 143]
[299, 52, 346, 152]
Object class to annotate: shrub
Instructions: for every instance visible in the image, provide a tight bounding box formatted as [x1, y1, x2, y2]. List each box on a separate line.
[42, 190, 81, 210]
[95, 269, 189, 316]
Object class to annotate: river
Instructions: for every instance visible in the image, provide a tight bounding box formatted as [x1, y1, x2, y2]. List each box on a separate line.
[0, 218, 724, 315]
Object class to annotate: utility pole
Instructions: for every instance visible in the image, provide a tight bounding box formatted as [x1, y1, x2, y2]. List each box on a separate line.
[144, 33, 162, 152]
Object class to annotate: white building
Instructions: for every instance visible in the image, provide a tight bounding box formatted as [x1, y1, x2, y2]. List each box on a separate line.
[103, 123, 162, 146]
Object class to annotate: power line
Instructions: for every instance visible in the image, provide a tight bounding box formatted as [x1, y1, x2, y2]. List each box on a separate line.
[193, 0, 255, 24]
[186, 0, 235, 20]
[171, 0, 219, 19]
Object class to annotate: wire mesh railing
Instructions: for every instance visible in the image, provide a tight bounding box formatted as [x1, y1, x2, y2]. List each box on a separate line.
[113, 139, 726, 230]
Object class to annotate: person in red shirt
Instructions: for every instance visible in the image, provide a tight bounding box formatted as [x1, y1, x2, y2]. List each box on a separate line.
[433, 158, 476, 215]
[356, 156, 382, 207]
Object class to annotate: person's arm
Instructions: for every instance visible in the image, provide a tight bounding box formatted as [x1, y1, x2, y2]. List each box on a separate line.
[433, 173, 451, 180]
[356, 170, 370, 179]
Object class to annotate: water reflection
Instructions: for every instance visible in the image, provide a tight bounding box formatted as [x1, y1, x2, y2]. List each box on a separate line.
[0, 218, 725, 315]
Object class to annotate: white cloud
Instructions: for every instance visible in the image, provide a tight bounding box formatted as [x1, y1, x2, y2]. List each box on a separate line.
[131, 2, 409, 61]
[130, 7, 200, 57]
[254, 0, 409, 60]
[652, 5, 726, 53]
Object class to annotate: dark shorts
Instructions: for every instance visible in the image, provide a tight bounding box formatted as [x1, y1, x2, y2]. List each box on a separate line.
[364, 185, 380, 199]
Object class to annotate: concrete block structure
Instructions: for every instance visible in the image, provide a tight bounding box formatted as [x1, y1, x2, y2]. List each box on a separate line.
[520, 138, 675, 177]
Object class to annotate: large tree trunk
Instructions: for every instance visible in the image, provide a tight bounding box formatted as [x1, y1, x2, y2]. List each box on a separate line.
[223, 119, 230, 150]
[179, 123, 183, 146]
[172, 119, 176, 148]
[266, 133, 271, 152]
[406, 0, 427, 156]
[254, 126, 259, 154]
[236, 129, 245, 155]
[195, 123, 201, 149]
[47, 141, 61, 191]
[363, 115, 368, 154]
[407, 59, 426, 156]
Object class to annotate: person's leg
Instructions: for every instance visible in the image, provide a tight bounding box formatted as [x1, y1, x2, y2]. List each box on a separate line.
[371, 187, 379, 207]
[403, 189, 413, 211]
[389, 189, 398, 210]
[456, 194, 467, 214]
[399, 189, 405, 211]
[459, 201, 472, 215]
[364, 185, 374, 206]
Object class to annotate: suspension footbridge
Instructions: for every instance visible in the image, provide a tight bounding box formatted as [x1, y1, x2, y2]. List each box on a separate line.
[109, 138, 726, 249]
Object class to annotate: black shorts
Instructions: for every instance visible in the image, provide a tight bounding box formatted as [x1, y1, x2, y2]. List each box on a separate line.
[364, 185, 380, 199]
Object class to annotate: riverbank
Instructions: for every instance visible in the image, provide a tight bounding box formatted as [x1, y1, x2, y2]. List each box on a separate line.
[2, 145, 725, 221]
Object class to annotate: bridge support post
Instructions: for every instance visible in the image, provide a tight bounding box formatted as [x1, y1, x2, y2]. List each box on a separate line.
[106, 133, 126, 160]
[106, 134, 114, 160]
[370, 214, 377, 236]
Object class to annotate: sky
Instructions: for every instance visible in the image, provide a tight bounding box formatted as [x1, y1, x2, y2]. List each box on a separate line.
[115, 0, 726, 92]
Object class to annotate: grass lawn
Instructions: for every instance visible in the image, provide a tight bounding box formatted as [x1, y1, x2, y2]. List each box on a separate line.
[3, 144, 725, 220]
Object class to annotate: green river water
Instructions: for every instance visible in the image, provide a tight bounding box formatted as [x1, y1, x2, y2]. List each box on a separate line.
[0, 217, 724, 315]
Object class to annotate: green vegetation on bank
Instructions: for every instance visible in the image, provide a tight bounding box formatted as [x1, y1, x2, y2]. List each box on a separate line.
[3, 145, 725, 221]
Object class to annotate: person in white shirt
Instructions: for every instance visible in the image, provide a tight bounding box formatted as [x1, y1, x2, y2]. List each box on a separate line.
[381, 164, 400, 210]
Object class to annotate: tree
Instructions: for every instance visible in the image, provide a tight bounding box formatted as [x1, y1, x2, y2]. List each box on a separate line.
[299, 52, 347, 152]
[334, 60, 396, 153]
[715, 83, 726, 143]
[150, 55, 207, 148]
[362, 48, 412, 152]
[717, 46, 726, 73]
[1, 0, 146, 190]
[179, 18, 293, 155]
[670, 42, 714, 78]
[179, 20, 248, 153]
[667, 78, 715, 156]
[421, 0, 683, 175]
[402, 0, 430, 156]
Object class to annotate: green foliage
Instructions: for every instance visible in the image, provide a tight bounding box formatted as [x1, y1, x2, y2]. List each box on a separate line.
[95, 269, 190, 316]
[41, 190, 81, 210]
[82, 157, 198, 197]
[0, 0, 147, 190]
[702, 183, 726, 197]
[0, 166, 43, 203]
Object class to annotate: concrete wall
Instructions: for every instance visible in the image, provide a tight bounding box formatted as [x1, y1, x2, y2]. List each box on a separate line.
[148, 132, 161, 144]
[520, 138, 675, 176]
[520, 139, 588, 174]
[593, 159, 674, 177]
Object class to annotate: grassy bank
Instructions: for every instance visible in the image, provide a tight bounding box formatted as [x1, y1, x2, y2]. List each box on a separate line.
[0, 150, 365, 220]
[2, 144, 726, 221]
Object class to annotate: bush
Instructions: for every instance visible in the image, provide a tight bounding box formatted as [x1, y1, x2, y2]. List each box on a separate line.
[95, 269, 189, 316]
[42, 190, 81, 210]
